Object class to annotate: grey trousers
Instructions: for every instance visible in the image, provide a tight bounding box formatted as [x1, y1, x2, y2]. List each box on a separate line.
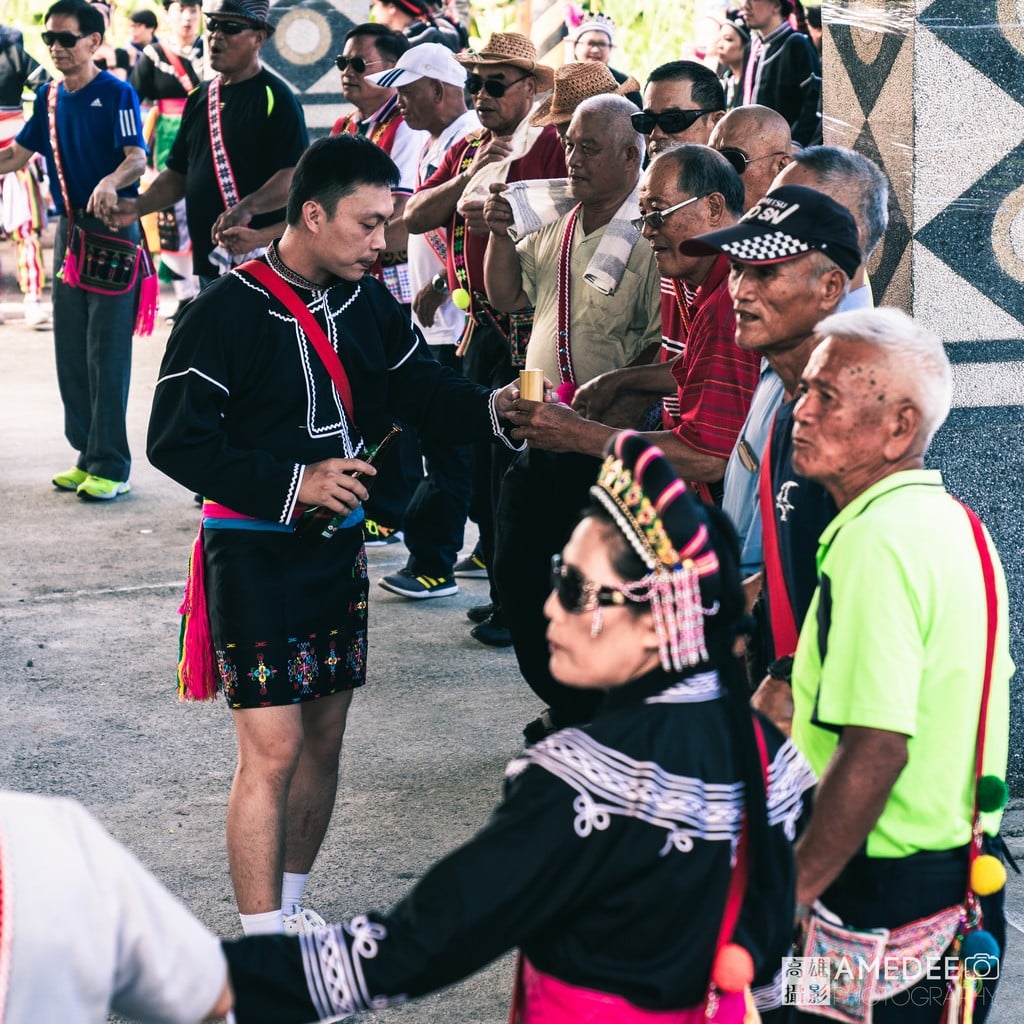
[52, 215, 138, 482]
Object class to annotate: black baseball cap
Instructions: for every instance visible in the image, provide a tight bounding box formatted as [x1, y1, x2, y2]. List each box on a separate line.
[679, 184, 861, 279]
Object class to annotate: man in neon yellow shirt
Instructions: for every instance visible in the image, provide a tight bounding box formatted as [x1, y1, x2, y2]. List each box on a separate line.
[789, 307, 1011, 1023]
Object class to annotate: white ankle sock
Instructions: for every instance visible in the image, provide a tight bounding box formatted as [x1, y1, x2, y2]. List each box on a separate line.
[281, 871, 309, 915]
[239, 909, 284, 935]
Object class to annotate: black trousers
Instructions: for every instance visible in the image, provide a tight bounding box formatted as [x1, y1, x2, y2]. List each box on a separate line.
[493, 447, 603, 727]
[462, 319, 517, 610]
[401, 344, 473, 577]
[789, 842, 1005, 1024]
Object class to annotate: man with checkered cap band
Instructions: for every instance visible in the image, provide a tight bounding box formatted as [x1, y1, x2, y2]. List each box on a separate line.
[107, 0, 308, 285]
[404, 31, 565, 647]
[678, 183, 861, 717]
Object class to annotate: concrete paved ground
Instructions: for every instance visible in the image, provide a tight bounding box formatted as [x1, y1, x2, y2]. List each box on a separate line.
[0, 269, 1021, 1021]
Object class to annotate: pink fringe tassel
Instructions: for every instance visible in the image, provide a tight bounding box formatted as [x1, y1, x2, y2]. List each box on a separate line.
[555, 381, 578, 405]
[61, 247, 81, 288]
[135, 271, 158, 337]
[176, 523, 219, 701]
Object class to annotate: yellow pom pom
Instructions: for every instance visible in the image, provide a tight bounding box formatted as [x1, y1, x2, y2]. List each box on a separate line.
[712, 943, 754, 993]
[970, 854, 1007, 896]
[452, 287, 471, 310]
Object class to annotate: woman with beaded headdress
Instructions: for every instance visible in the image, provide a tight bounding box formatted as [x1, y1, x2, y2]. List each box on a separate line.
[221, 433, 815, 1023]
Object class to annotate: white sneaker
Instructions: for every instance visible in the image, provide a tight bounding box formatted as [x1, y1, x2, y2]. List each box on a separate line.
[283, 905, 327, 935]
[24, 300, 51, 328]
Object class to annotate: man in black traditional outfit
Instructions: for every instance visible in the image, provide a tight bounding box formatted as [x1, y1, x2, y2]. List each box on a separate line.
[148, 133, 525, 940]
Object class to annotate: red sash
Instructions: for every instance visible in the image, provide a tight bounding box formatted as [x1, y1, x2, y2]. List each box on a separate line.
[757, 418, 799, 657]
[207, 77, 240, 210]
[239, 259, 356, 424]
[159, 43, 197, 95]
[553, 204, 581, 403]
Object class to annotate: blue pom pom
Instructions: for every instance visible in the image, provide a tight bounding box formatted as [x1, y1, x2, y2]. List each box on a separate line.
[961, 930, 1001, 977]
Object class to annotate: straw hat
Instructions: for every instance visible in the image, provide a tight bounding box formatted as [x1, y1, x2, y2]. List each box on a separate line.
[531, 61, 640, 127]
[455, 32, 554, 91]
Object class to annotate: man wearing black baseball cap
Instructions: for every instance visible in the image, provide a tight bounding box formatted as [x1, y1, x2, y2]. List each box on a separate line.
[681, 184, 861, 728]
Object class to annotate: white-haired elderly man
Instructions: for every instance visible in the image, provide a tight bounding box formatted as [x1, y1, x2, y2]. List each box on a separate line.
[788, 307, 1011, 1024]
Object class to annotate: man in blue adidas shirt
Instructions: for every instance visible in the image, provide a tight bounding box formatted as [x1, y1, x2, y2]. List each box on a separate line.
[0, 0, 146, 501]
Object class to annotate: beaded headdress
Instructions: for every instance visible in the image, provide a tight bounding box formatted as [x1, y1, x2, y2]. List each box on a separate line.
[590, 432, 721, 672]
[572, 12, 616, 44]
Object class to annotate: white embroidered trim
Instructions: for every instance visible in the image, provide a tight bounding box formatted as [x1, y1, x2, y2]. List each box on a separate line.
[301, 916, 407, 1017]
[155, 366, 230, 395]
[507, 729, 745, 854]
[766, 739, 816, 840]
[644, 670, 722, 704]
[752, 965, 784, 1012]
[279, 463, 302, 524]
[489, 390, 526, 451]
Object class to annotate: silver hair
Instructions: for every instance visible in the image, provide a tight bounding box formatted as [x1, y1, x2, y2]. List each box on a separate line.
[573, 93, 644, 154]
[792, 146, 889, 258]
[813, 307, 952, 447]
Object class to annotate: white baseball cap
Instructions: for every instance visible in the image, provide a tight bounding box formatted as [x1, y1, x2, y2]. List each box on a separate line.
[365, 42, 466, 89]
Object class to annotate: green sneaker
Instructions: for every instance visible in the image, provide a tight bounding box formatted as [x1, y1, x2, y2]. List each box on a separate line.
[76, 475, 131, 501]
[53, 466, 89, 491]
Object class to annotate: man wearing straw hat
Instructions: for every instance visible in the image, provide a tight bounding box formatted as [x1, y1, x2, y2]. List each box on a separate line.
[529, 59, 640, 139]
[405, 31, 564, 646]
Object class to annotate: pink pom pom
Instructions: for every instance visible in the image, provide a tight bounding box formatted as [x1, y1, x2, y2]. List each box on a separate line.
[712, 943, 754, 993]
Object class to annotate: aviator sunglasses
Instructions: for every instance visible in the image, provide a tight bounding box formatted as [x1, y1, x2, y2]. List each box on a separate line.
[551, 555, 637, 615]
[207, 17, 257, 35]
[334, 54, 385, 73]
[630, 108, 716, 135]
[41, 30, 89, 47]
[466, 72, 532, 98]
[631, 193, 705, 232]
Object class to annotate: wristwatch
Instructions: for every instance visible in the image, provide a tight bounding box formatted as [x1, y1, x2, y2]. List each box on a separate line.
[767, 655, 794, 684]
[431, 272, 449, 295]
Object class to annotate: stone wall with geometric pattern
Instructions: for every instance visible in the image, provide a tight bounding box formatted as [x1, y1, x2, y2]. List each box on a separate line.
[262, 0, 367, 135]
[824, 0, 1024, 789]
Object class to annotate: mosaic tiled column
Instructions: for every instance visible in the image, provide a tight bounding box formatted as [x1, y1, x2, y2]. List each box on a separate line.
[825, 0, 1024, 787]
[262, 0, 367, 135]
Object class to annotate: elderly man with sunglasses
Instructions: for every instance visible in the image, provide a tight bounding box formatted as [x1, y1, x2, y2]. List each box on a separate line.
[404, 32, 565, 647]
[708, 104, 793, 212]
[503, 144, 761, 739]
[0, 0, 146, 501]
[107, 0, 307, 287]
[633, 60, 726, 160]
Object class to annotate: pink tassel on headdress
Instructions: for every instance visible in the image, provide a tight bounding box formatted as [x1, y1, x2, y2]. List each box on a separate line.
[134, 269, 158, 337]
[176, 523, 219, 701]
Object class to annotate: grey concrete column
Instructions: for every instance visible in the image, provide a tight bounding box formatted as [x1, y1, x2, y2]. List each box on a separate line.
[824, 0, 1024, 788]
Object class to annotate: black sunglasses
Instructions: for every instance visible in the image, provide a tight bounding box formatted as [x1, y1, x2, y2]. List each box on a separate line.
[716, 147, 783, 176]
[630, 108, 716, 135]
[206, 18, 256, 35]
[466, 72, 532, 98]
[551, 555, 635, 615]
[334, 54, 385, 74]
[41, 30, 88, 48]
